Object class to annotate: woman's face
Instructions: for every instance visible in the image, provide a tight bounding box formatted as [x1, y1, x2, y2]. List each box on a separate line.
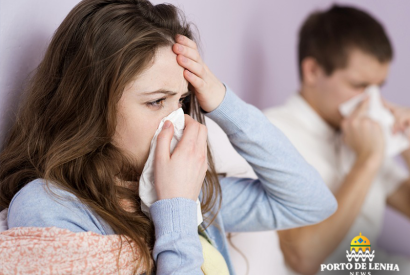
[113, 46, 190, 173]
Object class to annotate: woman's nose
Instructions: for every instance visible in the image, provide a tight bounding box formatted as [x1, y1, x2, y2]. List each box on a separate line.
[172, 100, 183, 112]
[163, 102, 184, 120]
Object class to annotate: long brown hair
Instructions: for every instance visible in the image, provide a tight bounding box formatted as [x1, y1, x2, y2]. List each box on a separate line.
[0, 0, 222, 273]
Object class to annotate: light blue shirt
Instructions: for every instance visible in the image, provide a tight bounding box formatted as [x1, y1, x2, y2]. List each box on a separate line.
[8, 84, 338, 275]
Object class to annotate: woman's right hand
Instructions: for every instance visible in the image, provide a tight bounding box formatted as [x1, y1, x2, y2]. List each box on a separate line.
[154, 114, 208, 201]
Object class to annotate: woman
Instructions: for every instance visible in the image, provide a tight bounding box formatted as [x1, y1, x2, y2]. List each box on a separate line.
[0, 0, 337, 274]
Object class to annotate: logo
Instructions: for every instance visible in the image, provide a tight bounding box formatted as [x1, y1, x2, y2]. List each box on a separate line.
[346, 232, 375, 262]
[320, 233, 400, 274]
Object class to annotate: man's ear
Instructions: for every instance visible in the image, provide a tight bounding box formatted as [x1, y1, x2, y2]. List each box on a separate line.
[301, 57, 322, 87]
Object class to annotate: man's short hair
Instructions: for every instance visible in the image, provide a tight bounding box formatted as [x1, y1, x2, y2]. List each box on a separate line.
[298, 5, 393, 81]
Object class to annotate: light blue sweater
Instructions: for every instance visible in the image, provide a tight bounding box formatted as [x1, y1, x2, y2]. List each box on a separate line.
[7, 84, 337, 275]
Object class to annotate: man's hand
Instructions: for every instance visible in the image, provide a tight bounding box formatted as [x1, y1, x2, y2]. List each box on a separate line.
[341, 96, 385, 168]
[383, 100, 410, 135]
[383, 100, 410, 165]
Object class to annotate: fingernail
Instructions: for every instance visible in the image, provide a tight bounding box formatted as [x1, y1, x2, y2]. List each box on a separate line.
[180, 56, 187, 63]
[163, 120, 172, 129]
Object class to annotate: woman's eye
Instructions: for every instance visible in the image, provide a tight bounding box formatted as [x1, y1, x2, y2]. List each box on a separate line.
[147, 94, 191, 109]
[147, 98, 165, 108]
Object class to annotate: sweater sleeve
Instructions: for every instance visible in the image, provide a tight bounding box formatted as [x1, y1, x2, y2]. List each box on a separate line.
[150, 198, 204, 275]
[204, 84, 338, 232]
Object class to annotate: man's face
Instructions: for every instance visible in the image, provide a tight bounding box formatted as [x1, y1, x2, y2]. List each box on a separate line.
[314, 49, 390, 129]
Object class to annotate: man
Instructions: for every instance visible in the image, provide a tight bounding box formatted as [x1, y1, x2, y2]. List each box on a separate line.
[263, 5, 410, 275]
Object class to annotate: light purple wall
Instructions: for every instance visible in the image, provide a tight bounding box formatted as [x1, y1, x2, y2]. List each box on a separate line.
[0, 0, 82, 148]
[1, 0, 409, 272]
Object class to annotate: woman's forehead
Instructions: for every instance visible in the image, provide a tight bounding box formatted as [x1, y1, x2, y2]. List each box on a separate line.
[130, 46, 188, 95]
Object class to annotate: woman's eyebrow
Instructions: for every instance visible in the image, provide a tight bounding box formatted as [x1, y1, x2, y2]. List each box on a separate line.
[141, 89, 190, 96]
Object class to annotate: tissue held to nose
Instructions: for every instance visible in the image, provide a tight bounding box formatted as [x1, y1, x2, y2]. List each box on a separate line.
[339, 85, 409, 157]
[139, 107, 204, 226]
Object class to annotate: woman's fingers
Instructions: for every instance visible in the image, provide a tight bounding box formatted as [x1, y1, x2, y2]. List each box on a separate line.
[184, 69, 205, 89]
[176, 34, 198, 50]
[176, 54, 204, 77]
[155, 120, 174, 163]
[173, 35, 206, 80]
[154, 115, 207, 201]
[173, 43, 202, 63]
[173, 34, 226, 113]
[177, 115, 207, 162]
[172, 115, 200, 154]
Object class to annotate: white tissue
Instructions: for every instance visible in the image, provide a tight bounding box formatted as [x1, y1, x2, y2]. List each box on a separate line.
[338, 85, 409, 157]
[139, 108, 203, 226]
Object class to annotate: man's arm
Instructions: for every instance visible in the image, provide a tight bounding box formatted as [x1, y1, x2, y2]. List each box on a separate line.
[278, 98, 385, 275]
[383, 102, 410, 218]
[386, 148, 410, 219]
[278, 158, 380, 275]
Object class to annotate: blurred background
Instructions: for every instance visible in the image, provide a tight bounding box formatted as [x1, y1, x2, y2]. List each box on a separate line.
[1, 0, 409, 274]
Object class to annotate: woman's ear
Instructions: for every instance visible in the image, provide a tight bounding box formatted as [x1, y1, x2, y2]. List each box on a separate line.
[301, 57, 322, 87]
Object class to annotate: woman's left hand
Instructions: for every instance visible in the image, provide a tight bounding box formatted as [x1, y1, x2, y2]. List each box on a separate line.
[173, 34, 226, 113]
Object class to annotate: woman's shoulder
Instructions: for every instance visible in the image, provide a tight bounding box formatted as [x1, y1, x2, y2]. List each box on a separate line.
[9, 178, 80, 215]
[7, 178, 114, 235]
[11, 178, 77, 203]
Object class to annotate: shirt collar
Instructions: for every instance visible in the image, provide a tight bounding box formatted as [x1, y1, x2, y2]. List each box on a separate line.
[285, 92, 338, 139]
